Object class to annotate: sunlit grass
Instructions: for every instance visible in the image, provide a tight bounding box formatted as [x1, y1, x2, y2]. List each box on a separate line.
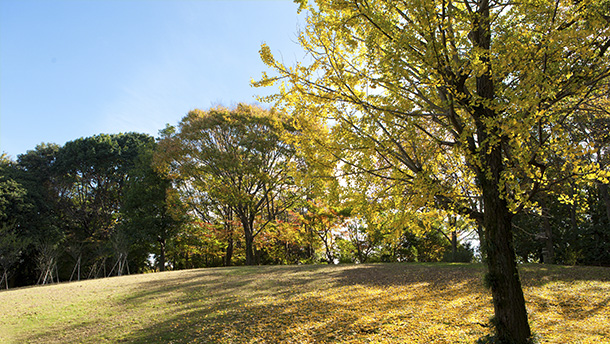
[0, 263, 608, 343]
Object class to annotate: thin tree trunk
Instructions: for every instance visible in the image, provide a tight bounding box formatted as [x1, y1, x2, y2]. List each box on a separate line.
[159, 240, 166, 272]
[2, 270, 8, 290]
[110, 254, 121, 276]
[70, 255, 82, 282]
[243, 218, 255, 266]
[225, 233, 234, 267]
[325, 241, 334, 263]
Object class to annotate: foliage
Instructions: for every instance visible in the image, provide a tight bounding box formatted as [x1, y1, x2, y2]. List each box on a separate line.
[121, 144, 186, 272]
[0, 159, 30, 287]
[298, 199, 349, 263]
[155, 104, 300, 265]
[52, 133, 155, 279]
[0, 153, 54, 287]
[255, 0, 610, 342]
[513, 181, 610, 266]
[442, 242, 475, 263]
[168, 220, 229, 269]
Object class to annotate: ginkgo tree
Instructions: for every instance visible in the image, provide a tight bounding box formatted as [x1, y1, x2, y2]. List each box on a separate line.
[255, 0, 610, 342]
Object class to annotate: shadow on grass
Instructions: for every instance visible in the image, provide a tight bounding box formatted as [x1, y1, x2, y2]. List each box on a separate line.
[519, 263, 610, 286]
[117, 264, 491, 343]
[22, 263, 610, 343]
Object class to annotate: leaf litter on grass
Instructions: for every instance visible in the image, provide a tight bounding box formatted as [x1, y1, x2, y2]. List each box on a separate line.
[1, 263, 609, 343]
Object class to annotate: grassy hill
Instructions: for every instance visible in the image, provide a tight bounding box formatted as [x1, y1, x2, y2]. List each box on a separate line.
[0, 263, 608, 343]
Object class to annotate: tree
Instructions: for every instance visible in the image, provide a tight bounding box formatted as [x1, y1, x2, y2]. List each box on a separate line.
[17, 144, 64, 285]
[54, 133, 154, 278]
[0, 157, 30, 288]
[121, 145, 185, 272]
[299, 199, 348, 263]
[156, 104, 299, 265]
[256, 0, 610, 342]
[0, 148, 65, 287]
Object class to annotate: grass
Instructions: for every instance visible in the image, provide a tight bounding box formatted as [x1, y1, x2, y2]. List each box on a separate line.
[0, 263, 609, 343]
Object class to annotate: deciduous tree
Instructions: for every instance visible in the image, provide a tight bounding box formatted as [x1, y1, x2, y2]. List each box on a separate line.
[156, 104, 299, 265]
[255, 0, 610, 342]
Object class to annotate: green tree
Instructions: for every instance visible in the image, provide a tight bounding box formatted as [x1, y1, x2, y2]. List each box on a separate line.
[54, 133, 154, 278]
[17, 144, 64, 285]
[0, 157, 30, 288]
[121, 145, 185, 272]
[256, 1, 610, 342]
[156, 104, 299, 265]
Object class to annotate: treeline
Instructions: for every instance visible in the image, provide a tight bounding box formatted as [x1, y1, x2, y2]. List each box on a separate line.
[1, 104, 608, 288]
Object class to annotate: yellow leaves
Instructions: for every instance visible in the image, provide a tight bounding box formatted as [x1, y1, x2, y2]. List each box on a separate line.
[557, 194, 574, 205]
[258, 43, 275, 67]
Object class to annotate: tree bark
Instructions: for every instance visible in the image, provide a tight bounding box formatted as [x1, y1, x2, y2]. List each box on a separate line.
[476, 136, 531, 343]
[2, 270, 8, 290]
[481, 175, 532, 343]
[243, 217, 255, 266]
[451, 230, 458, 262]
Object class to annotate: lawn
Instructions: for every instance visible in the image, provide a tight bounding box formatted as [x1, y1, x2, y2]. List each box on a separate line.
[0, 263, 608, 343]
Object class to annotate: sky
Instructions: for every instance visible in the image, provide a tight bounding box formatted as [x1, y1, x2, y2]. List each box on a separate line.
[0, 0, 306, 159]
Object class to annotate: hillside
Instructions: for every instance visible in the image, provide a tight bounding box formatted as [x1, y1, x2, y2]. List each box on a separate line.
[1, 263, 609, 343]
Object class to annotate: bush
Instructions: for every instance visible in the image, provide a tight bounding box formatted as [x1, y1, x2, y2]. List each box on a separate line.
[442, 242, 475, 263]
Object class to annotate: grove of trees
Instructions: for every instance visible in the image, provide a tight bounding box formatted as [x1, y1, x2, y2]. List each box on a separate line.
[1, 106, 482, 290]
[1, 1, 608, 343]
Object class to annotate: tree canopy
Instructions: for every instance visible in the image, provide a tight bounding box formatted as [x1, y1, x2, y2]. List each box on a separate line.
[255, 0, 610, 342]
[155, 104, 300, 265]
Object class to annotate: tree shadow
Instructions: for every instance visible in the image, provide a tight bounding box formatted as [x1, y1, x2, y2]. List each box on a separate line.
[519, 264, 610, 287]
[21, 263, 610, 343]
[113, 264, 493, 343]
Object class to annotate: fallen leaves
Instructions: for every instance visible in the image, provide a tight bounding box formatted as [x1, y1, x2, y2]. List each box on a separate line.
[1, 263, 608, 343]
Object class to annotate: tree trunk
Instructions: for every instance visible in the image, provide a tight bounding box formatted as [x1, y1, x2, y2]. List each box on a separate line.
[243, 219, 255, 266]
[224, 207, 234, 266]
[476, 133, 531, 342]
[471, 1, 532, 341]
[451, 230, 458, 262]
[481, 182, 532, 343]
[2, 270, 8, 290]
[159, 240, 166, 272]
[225, 233, 234, 267]
[325, 244, 333, 263]
[477, 138, 532, 343]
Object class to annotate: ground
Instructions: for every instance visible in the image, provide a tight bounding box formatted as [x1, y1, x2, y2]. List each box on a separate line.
[0, 263, 608, 343]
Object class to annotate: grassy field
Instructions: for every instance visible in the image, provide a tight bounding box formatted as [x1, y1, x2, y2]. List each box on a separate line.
[0, 263, 608, 344]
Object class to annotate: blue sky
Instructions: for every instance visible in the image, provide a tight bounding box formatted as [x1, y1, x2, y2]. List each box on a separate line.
[0, 0, 305, 159]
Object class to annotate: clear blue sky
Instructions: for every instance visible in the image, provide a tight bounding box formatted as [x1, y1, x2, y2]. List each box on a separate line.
[0, 0, 305, 159]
